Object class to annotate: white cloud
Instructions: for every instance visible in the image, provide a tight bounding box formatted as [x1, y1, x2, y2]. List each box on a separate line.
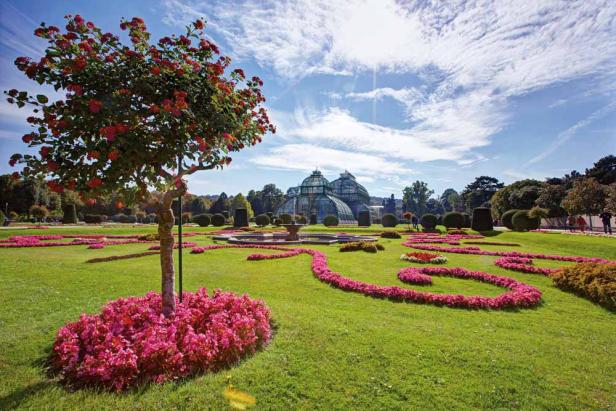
[163, 0, 616, 168]
[249, 143, 413, 177]
[525, 101, 616, 166]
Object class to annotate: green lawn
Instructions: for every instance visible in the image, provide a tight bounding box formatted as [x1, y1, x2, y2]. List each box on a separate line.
[0, 225, 615, 410]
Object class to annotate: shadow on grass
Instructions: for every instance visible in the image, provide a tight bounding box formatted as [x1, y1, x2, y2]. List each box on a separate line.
[478, 230, 504, 237]
[0, 381, 55, 410]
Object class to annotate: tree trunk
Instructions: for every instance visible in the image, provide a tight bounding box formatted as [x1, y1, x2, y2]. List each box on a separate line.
[158, 204, 176, 317]
[157, 189, 184, 317]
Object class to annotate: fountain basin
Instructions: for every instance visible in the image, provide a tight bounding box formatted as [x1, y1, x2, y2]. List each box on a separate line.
[212, 232, 377, 245]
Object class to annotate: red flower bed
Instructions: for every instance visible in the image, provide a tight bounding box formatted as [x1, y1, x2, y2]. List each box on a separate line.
[400, 252, 447, 264]
[494, 257, 560, 276]
[50, 289, 271, 391]
[190, 244, 542, 310]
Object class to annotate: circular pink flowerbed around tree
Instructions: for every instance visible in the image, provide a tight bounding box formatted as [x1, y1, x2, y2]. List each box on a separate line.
[50, 289, 271, 391]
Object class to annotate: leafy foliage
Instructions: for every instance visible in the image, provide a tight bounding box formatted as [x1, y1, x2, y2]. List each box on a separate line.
[420, 213, 438, 230]
[6, 15, 274, 203]
[443, 212, 464, 229]
[255, 214, 270, 227]
[382, 213, 398, 228]
[561, 178, 606, 216]
[460, 176, 504, 211]
[471, 207, 493, 231]
[551, 263, 615, 311]
[402, 181, 433, 216]
[511, 210, 540, 231]
[323, 215, 339, 227]
[339, 241, 384, 253]
[501, 209, 519, 230]
[380, 230, 401, 239]
[211, 213, 225, 227]
[191, 213, 210, 227]
[490, 180, 544, 218]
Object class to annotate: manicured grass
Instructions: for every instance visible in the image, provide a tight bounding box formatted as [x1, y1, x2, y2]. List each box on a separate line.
[0, 225, 615, 410]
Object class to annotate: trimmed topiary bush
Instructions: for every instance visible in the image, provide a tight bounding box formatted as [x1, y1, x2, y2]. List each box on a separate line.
[358, 210, 371, 227]
[192, 214, 211, 227]
[443, 212, 464, 229]
[233, 208, 249, 227]
[295, 215, 307, 224]
[471, 207, 493, 231]
[382, 213, 398, 228]
[84, 214, 103, 224]
[309, 214, 317, 225]
[62, 204, 77, 224]
[273, 218, 281, 226]
[501, 209, 519, 230]
[323, 215, 339, 227]
[255, 214, 270, 227]
[511, 210, 540, 231]
[551, 262, 615, 311]
[340, 241, 384, 253]
[462, 213, 471, 228]
[420, 214, 438, 230]
[211, 213, 226, 227]
[279, 213, 293, 224]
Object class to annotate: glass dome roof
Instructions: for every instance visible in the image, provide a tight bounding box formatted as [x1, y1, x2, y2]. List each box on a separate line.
[300, 170, 332, 195]
[331, 170, 370, 204]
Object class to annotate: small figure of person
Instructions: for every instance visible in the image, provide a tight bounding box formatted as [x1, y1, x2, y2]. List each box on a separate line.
[567, 215, 576, 232]
[599, 210, 613, 235]
[411, 214, 419, 230]
[576, 215, 587, 233]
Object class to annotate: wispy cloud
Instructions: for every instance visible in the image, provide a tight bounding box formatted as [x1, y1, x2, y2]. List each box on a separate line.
[525, 101, 616, 166]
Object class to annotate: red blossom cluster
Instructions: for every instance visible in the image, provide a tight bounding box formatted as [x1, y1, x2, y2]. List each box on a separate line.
[50, 289, 271, 391]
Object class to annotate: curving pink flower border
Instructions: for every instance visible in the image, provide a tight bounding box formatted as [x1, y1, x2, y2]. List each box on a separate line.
[190, 244, 542, 310]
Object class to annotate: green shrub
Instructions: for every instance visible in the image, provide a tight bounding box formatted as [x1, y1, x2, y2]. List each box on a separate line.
[462, 213, 471, 228]
[340, 241, 384, 253]
[62, 204, 77, 224]
[382, 213, 398, 228]
[233, 208, 249, 227]
[211, 213, 226, 227]
[279, 213, 293, 224]
[138, 233, 159, 241]
[512, 210, 540, 231]
[323, 215, 339, 227]
[358, 210, 371, 226]
[192, 214, 211, 227]
[255, 214, 270, 227]
[443, 212, 464, 229]
[436, 215, 443, 225]
[551, 263, 615, 311]
[420, 213, 438, 230]
[295, 215, 307, 224]
[501, 209, 519, 229]
[0, 211, 5, 226]
[380, 231, 401, 239]
[471, 207, 493, 231]
[30, 205, 49, 221]
[84, 214, 103, 224]
[309, 214, 317, 225]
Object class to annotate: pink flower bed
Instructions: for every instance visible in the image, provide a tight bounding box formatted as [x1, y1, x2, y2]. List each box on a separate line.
[88, 243, 105, 249]
[50, 288, 271, 391]
[148, 242, 197, 250]
[190, 244, 542, 310]
[397, 267, 433, 284]
[0, 233, 200, 249]
[494, 257, 560, 275]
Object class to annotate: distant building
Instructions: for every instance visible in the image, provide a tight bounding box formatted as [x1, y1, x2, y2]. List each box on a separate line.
[275, 170, 372, 224]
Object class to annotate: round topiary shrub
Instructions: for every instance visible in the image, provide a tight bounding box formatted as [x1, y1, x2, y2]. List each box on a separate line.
[295, 215, 307, 224]
[511, 210, 540, 232]
[62, 204, 77, 224]
[420, 214, 438, 230]
[382, 213, 398, 228]
[84, 214, 103, 224]
[49, 289, 272, 391]
[279, 213, 293, 224]
[211, 213, 226, 227]
[323, 215, 339, 227]
[462, 213, 471, 228]
[501, 209, 519, 230]
[471, 207, 493, 231]
[443, 212, 464, 229]
[192, 214, 211, 227]
[255, 214, 270, 227]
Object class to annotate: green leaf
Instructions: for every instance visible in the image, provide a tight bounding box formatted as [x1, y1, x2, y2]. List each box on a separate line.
[36, 95, 48, 104]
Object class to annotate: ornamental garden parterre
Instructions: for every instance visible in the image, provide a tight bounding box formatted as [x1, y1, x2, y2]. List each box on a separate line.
[1, 11, 616, 410]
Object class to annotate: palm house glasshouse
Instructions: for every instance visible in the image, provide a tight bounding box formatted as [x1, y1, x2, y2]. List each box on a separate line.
[275, 170, 371, 224]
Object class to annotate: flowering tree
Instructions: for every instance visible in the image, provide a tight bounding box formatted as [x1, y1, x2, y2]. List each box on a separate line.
[6, 15, 274, 316]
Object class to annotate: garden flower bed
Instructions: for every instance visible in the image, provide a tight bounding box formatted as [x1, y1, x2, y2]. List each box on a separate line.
[400, 252, 447, 264]
[50, 289, 271, 391]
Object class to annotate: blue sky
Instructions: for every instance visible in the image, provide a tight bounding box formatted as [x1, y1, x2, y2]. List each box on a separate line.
[1, 0, 615, 198]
